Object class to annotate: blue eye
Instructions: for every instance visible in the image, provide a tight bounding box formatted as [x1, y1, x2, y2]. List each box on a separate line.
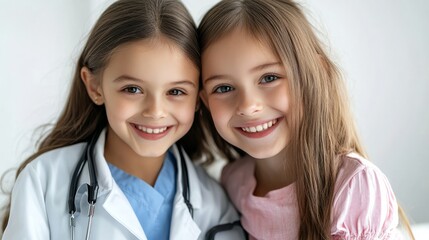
[123, 86, 142, 94]
[168, 89, 185, 96]
[261, 74, 279, 83]
[214, 85, 234, 93]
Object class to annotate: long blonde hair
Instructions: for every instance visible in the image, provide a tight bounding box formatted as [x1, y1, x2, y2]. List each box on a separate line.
[2, 0, 213, 231]
[198, 0, 413, 239]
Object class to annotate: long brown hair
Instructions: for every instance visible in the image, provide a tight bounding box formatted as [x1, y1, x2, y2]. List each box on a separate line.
[198, 0, 413, 239]
[2, 0, 212, 231]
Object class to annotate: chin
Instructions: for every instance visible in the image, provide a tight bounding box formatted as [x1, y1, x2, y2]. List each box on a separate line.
[244, 149, 281, 159]
[135, 148, 168, 158]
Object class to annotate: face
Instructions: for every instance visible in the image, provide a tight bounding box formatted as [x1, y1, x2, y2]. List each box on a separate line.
[201, 30, 291, 159]
[86, 39, 199, 160]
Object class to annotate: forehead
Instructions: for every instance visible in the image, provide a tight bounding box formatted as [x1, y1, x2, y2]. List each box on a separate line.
[202, 29, 280, 74]
[103, 38, 199, 84]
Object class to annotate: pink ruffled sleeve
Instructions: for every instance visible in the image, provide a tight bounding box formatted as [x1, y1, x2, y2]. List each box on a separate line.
[331, 156, 402, 239]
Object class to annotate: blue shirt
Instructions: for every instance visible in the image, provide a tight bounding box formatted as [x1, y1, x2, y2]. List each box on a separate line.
[108, 150, 177, 240]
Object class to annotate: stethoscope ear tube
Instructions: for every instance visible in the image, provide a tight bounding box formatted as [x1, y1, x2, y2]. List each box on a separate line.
[86, 127, 103, 204]
[68, 147, 88, 214]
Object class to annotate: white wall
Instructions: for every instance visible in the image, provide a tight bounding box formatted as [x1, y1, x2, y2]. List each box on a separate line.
[0, 0, 91, 213]
[0, 0, 427, 226]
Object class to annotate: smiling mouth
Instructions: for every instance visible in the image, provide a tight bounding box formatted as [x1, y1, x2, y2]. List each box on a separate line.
[134, 124, 168, 134]
[240, 119, 278, 133]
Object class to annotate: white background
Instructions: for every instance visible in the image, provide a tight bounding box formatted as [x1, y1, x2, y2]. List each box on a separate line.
[1, 0, 428, 232]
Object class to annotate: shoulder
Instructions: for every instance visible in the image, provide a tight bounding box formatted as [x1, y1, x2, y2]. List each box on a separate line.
[172, 145, 228, 197]
[17, 143, 86, 184]
[174, 145, 235, 212]
[27, 143, 85, 169]
[335, 153, 387, 194]
[334, 153, 396, 203]
[186, 159, 243, 237]
[331, 153, 401, 239]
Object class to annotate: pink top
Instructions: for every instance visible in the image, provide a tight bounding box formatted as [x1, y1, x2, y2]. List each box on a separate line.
[221, 153, 402, 240]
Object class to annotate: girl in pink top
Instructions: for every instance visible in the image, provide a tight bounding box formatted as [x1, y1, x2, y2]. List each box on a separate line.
[198, 0, 413, 239]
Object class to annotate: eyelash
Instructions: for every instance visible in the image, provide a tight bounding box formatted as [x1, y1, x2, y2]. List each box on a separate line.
[122, 86, 142, 94]
[260, 74, 279, 83]
[121, 86, 187, 96]
[213, 85, 234, 94]
[211, 74, 280, 94]
[168, 89, 186, 96]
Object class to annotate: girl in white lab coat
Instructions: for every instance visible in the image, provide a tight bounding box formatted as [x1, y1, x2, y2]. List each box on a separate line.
[1, 0, 244, 239]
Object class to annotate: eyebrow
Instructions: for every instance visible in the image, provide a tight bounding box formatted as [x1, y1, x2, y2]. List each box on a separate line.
[250, 62, 282, 72]
[171, 80, 197, 88]
[203, 61, 282, 83]
[113, 75, 143, 83]
[113, 75, 197, 87]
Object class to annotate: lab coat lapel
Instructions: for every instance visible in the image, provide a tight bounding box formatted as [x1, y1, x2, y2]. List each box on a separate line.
[103, 185, 148, 240]
[170, 200, 201, 239]
[169, 145, 202, 239]
[171, 144, 203, 209]
[75, 183, 147, 240]
[95, 129, 148, 240]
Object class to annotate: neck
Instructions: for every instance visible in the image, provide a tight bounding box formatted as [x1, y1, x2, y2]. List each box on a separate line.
[104, 128, 165, 186]
[252, 147, 295, 196]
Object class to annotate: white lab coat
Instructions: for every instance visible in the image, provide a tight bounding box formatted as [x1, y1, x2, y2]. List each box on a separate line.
[3, 130, 244, 240]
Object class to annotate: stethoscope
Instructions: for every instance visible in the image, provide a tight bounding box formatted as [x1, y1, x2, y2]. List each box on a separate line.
[67, 127, 246, 240]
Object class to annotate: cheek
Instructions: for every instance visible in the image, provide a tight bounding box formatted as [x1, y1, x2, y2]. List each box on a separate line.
[269, 85, 290, 113]
[103, 91, 141, 124]
[104, 97, 134, 121]
[174, 99, 196, 125]
[207, 98, 231, 126]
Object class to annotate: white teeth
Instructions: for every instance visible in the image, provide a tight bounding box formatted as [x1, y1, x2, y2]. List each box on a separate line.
[241, 119, 277, 133]
[136, 125, 167, 134]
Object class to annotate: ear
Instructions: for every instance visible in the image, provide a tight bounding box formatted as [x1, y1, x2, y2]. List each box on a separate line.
[81, 67, 104, 105]
[199, 90, 209, 110]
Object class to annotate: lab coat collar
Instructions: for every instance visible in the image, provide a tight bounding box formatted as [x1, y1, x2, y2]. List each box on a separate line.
[83, 129, 148, 239]
[93, 128, 113, 192]
[91, 129, 203, 210]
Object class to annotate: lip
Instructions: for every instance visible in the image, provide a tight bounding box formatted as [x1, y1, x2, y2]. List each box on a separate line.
[235, 117, 282, 139]
[131, 123, 172, 140]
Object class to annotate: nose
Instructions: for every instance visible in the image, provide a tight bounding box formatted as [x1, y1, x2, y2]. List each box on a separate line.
[142, 94, 167, 119]
[236, 90, 263, 116]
